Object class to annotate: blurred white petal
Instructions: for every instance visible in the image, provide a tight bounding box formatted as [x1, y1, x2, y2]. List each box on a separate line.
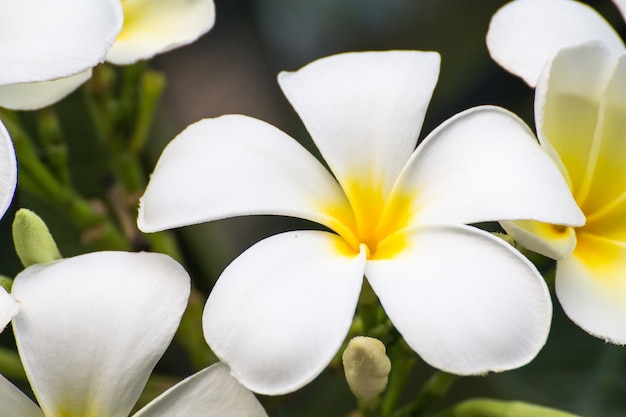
[0, 70, 91, 111]
[0, 0, 122, 85]
[487, 0, 624, 86]
[134, 363, 267, 417]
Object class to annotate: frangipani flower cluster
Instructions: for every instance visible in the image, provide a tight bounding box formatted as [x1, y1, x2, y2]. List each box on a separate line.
[139, 50, 585, 394]
[488, 0, 626, 343]
[0, 0, 216, 110]
[0, 251, 267, 417]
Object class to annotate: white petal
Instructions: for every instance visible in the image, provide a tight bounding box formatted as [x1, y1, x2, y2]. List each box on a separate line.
[11, 251, 190, 417]
[0, 374, 44, 417]
[138, 115, 351, 234]
[535, 42, 615, 197]
[556, 233, 626, 344]
[487, 0, 624, 86]
[0, 287, 19, 334]
[0, 0, 122, 85]
[107, 0, 215, 65]
[390, 106, 584, 228]
[366, 225, 552, 374]
[134, 363, 267, 417]
[203, 231, 365, 395]
[0, 121, 16, 220]
[0, 71, 91, 111]
[278, 51, 440, 199]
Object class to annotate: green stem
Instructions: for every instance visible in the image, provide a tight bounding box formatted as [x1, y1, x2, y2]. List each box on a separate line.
[381, 352, 416, 417]
[395, 371, 457, 417]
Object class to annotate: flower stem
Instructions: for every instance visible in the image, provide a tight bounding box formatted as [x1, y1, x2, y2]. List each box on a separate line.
[394, 371, 457, 417]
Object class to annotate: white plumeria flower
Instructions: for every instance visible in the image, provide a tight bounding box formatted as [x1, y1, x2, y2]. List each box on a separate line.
[0, 0, 215, 110]
[0, 0, 123, 110]
[0, 251, 267, 417]
[138, 51, 584, 395]
[489, 0, 626, 343]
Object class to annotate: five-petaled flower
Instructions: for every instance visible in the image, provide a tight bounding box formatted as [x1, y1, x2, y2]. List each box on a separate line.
[488, 0, 626, 343]
[0, 251, 267, 417]
[138, 50, 584, 395]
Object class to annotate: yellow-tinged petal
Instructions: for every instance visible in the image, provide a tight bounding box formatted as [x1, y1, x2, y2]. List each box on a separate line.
[556, 233, 626, 343]
[107, 0, 215, 65]
[501, 220, 577, 260]
[577, 53, 626, 216]
[536, 43, 615, 198]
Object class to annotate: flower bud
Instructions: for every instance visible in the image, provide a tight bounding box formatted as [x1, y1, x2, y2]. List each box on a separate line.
[342, 336, 391, 402]
[13, 209, 61, 267]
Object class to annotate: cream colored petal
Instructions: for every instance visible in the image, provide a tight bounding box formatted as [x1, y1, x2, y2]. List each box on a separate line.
[0, 71, 91, 111]
[535, 42, 616, 198]
[501, 220, 577, 260]
[556, 233, 626, 343]
[107, 0, 215, 65]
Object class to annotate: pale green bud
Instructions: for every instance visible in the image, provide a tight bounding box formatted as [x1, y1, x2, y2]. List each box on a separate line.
[342, 336, 391, 402]
[13, 209, 62, 267]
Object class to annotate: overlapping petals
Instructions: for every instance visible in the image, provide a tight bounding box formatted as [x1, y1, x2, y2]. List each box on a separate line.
[0, 0, 122, 86]
[139, 51, 583, 394]
[487, 0, 625, 86]
[488, 0, 626, 342]
[2, 251, 267, 417]
[107, 0, 216, 65]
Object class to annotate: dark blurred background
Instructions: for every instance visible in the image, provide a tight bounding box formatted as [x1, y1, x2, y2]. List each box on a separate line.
[2, 1, 626, 416]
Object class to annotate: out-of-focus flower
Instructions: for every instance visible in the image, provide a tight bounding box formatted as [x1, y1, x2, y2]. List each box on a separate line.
[0, 0, 215, 110]
[0, 0, 123, 110]
[487, 0, 625, 87]
[489, 0, 626, 343]
[0, 251, 267, 417]
[138, 51, 584, 394]
[106, 0, 216, 65]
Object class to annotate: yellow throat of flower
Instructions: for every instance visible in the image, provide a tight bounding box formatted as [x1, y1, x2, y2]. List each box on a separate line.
[326, 180, 413, 260]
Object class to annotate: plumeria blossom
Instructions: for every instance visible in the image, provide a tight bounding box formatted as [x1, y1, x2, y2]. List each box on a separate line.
[0, 0, 215, 110]
[488, 0, 626, 343]
[0, 251, 267, 417]
[0, 0, 123, 110]
[138, 51, 584, 395]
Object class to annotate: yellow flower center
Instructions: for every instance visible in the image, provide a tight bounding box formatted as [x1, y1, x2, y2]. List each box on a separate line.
[325, 180, 414, 260]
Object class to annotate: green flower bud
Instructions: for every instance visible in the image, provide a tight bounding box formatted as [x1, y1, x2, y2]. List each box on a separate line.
[13, 209, 62, 267]
[342, 336, 391, 403]
[0, 275, 12, 292]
